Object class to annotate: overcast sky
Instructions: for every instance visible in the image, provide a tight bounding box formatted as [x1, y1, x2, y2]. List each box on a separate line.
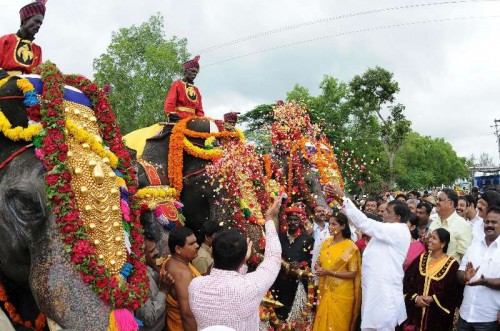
[2, 0, 499, 164]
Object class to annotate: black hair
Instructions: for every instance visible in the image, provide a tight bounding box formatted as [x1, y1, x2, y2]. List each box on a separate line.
[465, 194, 477, 209]
[202, 221, 221, 239]
[458, 196, 470, 207]
[416, 202, 432, 215]
[388, 200, 411, 223]
[364, 212, 383, 222]
[363, 197, 379, 211]
[480, 190, 500, 209]
[332, 213, 351, 240]
[486, 205, 500, 216]
[408, 213, 420, 240]
[441, 188, 458, 208]
[433, 228, 451, 253]
[140, 212, 160, 242]
[409, 190, 421, 199]
[168, 227, 194, 254]
[472, 187, 479, 193]
[395, 193, 408, 201]
[212, 229, 247, 271]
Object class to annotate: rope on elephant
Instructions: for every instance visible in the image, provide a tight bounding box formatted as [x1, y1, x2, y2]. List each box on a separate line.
[0, 144, 33, 171]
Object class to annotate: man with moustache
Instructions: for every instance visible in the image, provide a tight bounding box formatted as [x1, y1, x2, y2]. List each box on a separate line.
[457, 196, 470, 219]
[363, 197, 378, 214]
[473, 190, 500, 242]
[415, 201, 433, 240]
[0, 1, 45, 78]
[377, 203, 387, 218]
[326, 184, 411, 331]
[429, 188, 472, 263]
[272, 206, 314, 320]
[457, 206, 500, 331]
[164, 227, 200, 331]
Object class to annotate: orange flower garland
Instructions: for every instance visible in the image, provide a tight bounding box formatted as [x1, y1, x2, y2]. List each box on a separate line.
[0, 282, 46, 331]
[262, 153, 272, 181]
[168, 117, 243, 196]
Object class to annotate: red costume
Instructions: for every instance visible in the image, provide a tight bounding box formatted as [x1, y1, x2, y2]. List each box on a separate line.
[164, 55, 204, 119]
[0, 33, 42, 74]
[164, 80, 204, 119]
[0, 1, 46, 75]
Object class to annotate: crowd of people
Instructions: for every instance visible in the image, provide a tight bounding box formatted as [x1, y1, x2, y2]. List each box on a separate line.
[1, 2, 500, 331]
[132, 185, 500, 331]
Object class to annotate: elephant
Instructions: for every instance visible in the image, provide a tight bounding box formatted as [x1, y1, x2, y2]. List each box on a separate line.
[125, 119, 228, 244]
[0, 72, 147, 331]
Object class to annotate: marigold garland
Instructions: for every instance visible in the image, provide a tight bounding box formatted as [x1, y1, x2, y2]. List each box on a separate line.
[168, 117, 243, 196]
[26, 62, 149, 311]
[136, 186, 177, 199]
[0, 77, 42, 141]
[65, 119, 118, 168]
[0, 282, 46, 331]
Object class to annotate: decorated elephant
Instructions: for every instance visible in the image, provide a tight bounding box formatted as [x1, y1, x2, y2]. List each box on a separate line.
[0, 63, 150, 331]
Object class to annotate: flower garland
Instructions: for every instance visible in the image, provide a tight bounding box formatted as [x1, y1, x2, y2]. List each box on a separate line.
[0, 283, 46, 331]
[65, 119, 118, 168]
[168, 117, 242, 196]
[0, 77, 42, 141]
[206, 141, 271, 231]
[28, 63, 149, 311]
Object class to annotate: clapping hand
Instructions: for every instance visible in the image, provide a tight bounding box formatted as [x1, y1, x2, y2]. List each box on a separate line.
[464, 262, 480, 284]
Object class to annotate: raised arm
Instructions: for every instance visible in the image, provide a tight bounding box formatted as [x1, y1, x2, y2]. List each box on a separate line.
[247, 195, 283, 296]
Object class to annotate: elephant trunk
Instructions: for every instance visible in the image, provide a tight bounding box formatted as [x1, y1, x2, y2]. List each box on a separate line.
[29, 219, 110, 331]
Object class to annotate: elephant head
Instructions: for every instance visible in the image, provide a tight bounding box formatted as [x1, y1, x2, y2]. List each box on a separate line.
[0, 69, 149, 330]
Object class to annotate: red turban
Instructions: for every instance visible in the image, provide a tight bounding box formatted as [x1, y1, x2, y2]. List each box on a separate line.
[284, 206, 306, 216]
[183, 55, 200, 71]
[223, 112, 240, 122]
[20, 1, 46, 21]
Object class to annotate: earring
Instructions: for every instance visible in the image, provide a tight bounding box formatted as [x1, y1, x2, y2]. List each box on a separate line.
[334, 231, 338, 235]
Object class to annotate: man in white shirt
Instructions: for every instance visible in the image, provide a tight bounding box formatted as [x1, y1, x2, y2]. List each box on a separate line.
[457, 206, 500, 331]
[473, 190, 500, 242]
[311, 205, 330, 273]
[326, 184, 411, 331]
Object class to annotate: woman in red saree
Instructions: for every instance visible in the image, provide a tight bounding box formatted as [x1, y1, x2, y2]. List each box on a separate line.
[313, 213, 361, 331]
[402, 228, 460, 331]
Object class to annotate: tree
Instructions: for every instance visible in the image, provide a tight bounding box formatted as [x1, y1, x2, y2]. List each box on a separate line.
[93, 13, 189, 134]
[349, 67, 411, 188]
[394, 132, 469, 188]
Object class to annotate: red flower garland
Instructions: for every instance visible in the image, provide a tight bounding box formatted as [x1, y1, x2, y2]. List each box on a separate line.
[29, 62, 149, 310]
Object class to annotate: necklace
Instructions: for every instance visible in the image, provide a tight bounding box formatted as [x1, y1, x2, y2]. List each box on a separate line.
[0, 282, 46, 331]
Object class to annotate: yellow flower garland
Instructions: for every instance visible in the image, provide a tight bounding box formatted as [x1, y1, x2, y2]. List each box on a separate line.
[65, 120, 118, 168]
[0, 110, 42, 141]
[183, 137, 222, 159]
[136, 186, 178, 199]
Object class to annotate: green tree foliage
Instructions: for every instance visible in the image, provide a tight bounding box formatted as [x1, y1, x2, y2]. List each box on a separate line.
[394, 132, 469, 188]
[349, 67, 411, 189]
[93, 14, 189, 134]
[242, 67, 467, 192]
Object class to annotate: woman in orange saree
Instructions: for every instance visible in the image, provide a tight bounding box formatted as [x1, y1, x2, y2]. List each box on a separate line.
[313, 213, 361, 331]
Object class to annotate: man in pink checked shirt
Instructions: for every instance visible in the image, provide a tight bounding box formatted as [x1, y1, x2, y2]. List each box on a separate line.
[188, 195, 284, 331]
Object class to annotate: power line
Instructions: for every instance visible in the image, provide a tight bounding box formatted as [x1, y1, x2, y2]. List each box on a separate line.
[204, 15, 500, 68]
[195, 0, 500, 54]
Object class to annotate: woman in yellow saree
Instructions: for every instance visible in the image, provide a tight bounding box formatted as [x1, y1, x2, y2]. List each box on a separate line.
[313, 213, 361, 331]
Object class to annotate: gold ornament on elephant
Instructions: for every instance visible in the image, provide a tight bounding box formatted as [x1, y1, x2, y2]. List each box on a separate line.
[64, 101, 127, 274]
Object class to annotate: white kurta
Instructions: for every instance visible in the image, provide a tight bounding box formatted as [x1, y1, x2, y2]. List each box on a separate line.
[342, 197, 411, 330]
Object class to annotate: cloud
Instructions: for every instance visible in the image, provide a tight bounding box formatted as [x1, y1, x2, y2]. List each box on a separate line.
[2, 0, 499, 164]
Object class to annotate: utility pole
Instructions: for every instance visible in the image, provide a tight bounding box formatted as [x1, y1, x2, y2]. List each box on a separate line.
[495, 119, 500, 164]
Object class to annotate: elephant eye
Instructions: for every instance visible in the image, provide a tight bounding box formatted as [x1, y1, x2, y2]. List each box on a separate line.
[5, 189, 45, 224]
